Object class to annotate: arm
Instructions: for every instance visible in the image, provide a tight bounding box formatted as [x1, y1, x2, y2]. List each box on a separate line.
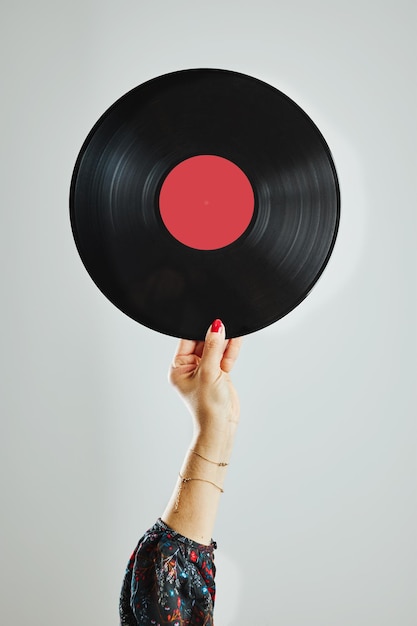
[162, 318, 242, 545]
[119, 319, 241, 626]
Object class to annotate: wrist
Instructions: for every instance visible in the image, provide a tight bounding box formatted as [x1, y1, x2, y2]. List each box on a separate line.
[192, 426, 237, 463]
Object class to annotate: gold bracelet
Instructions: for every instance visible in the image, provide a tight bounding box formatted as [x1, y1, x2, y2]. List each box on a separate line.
[190, 449, 229, 467]
[174, 473, 224, 512]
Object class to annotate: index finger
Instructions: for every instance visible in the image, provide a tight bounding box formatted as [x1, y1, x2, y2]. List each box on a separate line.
[220, 337, 243, 373]
[174, 339, 198, 358]
[173, 338, 205, 361]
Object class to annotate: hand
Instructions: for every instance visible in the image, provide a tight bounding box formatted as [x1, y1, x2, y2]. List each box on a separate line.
[169, 319, 242, 440]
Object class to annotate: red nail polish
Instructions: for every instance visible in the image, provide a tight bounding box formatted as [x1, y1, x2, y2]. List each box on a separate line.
[211, 319, 222, 333]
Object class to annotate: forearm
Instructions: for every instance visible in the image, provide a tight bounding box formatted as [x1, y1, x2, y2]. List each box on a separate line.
[162, 423, 237, 544]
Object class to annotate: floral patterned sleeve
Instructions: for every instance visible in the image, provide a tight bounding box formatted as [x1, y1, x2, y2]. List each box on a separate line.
[119, 518, 217, 626]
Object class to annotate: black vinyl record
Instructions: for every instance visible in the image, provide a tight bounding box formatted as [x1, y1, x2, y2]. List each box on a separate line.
[70, 68, 340, 339]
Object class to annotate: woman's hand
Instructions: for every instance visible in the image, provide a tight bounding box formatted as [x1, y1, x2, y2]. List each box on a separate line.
[162, 320, 242, 543]
[169, 319, 242, 440]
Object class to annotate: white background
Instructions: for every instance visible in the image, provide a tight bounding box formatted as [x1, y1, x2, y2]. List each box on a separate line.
[1, 1, 416, 624]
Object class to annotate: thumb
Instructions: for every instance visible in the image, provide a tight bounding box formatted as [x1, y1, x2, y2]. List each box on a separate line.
[199, 319, 226, 378]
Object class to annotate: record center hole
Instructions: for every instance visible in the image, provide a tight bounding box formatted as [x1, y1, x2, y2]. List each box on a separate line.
[159, 155, 254, 250]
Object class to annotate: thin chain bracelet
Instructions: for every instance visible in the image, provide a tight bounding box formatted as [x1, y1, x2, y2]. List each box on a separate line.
[174, 473, 224, 512]
[190, 449, 229, 467]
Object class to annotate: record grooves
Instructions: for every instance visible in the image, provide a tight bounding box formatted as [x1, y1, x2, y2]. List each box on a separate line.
[70, 68, 340, 339]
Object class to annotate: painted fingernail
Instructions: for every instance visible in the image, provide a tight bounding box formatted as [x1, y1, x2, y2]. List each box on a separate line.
[211, 319, 223, 333]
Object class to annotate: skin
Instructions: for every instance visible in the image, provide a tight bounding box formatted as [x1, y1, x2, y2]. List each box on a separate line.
[161, 319, 242, 545]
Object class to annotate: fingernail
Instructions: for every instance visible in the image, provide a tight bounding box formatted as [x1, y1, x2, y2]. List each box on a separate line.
[211, 319, 223, 333]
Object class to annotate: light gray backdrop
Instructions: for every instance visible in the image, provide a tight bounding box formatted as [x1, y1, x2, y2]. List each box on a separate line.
[1, 1, 416, 625]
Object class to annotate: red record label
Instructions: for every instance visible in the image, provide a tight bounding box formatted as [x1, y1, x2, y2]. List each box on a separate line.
[159, 155, 254, 250]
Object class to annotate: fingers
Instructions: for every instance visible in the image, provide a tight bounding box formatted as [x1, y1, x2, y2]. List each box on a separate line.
[173, 338, 198, 360]
[199, 319, 228, 377]
[220, 336, 242, 373]
[169, 352, 200, 388]
[172, 320, 242, 377]
[172, 353, 199, 369]
[172, 338, 203, 371]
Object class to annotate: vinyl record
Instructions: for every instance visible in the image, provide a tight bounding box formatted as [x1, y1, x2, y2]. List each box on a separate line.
[70, 68, 340, 339]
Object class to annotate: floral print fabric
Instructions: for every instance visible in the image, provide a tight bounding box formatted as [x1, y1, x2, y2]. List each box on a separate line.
[120, 518, 216, 625]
